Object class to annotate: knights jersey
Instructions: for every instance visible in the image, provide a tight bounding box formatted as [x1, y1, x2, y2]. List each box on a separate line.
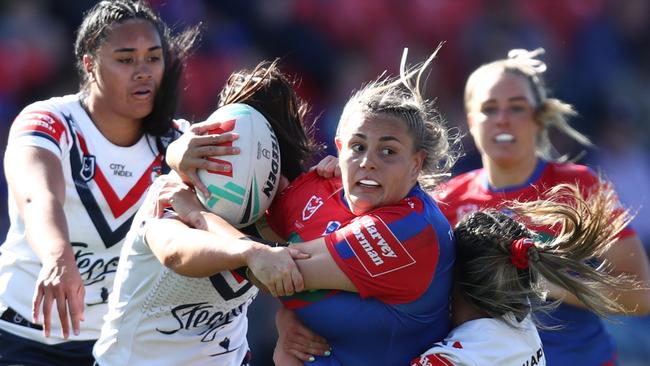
[433, 160, 635, 366]
[266, 171, 455, 365]
[410, 314, 545, 366]
[0, 94, 186, 343]
[93, 176, 256, 366]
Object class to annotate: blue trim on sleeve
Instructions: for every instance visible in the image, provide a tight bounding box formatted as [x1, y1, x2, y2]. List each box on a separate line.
[15, 131, 62, 154]
[335, 240, 355, 259]
[386, 211, 427, 242]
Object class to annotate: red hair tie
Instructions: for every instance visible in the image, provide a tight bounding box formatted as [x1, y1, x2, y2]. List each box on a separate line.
[511, 238, 534, 269]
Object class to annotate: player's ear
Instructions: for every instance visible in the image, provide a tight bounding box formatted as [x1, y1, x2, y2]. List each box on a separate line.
[334, 136, 342, 152]
[83, 54, 95, 79]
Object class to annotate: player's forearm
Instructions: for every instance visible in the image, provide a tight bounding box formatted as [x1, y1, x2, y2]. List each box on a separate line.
[6, 146, 72, 263]
[22, 195, 74, 265]
[290, 241, 357, 292]
[601, 236, 650, 315]
[146, 218, 262, 277]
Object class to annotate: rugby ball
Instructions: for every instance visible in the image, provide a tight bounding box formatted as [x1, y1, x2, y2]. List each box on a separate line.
[196, 103, 281, 228]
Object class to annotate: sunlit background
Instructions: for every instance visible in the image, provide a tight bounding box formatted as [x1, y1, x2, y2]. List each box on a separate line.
[1, 1, 649, 365]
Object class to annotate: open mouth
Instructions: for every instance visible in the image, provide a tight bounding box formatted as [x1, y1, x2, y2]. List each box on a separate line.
[133, 90, 152, 98]
[494, 133, 515, 143]
[358, 179, 380, 188]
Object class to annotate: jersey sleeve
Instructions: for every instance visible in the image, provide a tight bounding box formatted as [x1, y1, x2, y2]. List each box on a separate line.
[7, 108, 71, 159]
[323, 203, 440, 304]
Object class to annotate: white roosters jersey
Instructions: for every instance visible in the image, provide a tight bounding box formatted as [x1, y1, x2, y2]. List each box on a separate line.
[93, 176, 257, 366]
[0, 93, 186, 343]
[411, 314, 545, 366]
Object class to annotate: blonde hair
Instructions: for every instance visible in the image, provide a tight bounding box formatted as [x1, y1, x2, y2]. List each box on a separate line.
[464, 48, 592, 161]
[454, 181, 637, 326]
[337, 45, 461, 189]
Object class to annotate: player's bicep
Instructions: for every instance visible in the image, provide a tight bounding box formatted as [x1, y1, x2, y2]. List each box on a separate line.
[5, 146, 66, 212]
[144, 216, 189, 266]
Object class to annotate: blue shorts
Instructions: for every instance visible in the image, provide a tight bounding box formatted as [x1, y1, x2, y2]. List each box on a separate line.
[0, 321, 95, 366]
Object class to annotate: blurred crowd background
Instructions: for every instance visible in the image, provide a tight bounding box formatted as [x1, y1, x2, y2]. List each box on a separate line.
[1, 0, 649, 365]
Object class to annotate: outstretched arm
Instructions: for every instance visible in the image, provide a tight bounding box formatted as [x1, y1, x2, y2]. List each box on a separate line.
[5, 146, 84, 339]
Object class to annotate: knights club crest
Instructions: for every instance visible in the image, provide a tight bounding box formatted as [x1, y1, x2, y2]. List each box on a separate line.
[302, 195, 324, 221]
[80, 154, 96, 182]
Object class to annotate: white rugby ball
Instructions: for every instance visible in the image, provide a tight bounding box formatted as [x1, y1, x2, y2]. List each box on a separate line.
[196, 103, 281, 228]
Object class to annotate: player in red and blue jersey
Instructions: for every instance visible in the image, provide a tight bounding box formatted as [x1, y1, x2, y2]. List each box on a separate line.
[251, 48, 459, 365]
[433, 48, 650, 366]
[265, 170, 454, 365]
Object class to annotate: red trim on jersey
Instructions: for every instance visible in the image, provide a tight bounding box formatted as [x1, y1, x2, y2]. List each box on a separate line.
[411, 354, 455, 366]
[12, 111, 69, 145]
[230, 270, 246, 283]
[76, 131, 160, 218]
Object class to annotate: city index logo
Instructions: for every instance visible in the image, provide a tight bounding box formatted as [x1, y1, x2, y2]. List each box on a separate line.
[345, 216, 415, 277]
